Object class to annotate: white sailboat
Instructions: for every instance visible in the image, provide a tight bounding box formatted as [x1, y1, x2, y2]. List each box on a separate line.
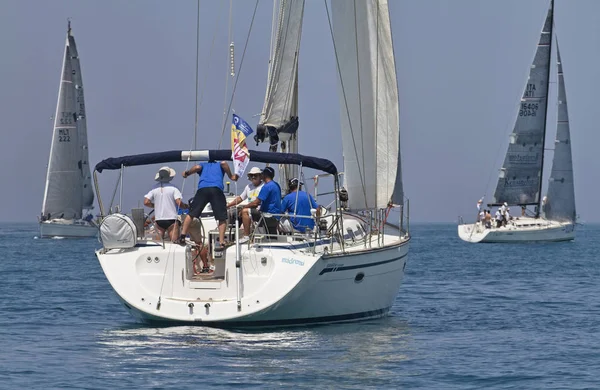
[458, 0, 576, 243]
[93, 0, 409, 326]
[40, 22, 97, 238]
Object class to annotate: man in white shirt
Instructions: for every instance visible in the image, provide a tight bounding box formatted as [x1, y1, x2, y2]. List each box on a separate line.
[495, 209, 503, 228]
[144, 166, 188, 241]
[226, 166, 264, 236]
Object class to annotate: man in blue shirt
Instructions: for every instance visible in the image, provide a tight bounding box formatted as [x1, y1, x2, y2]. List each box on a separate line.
[179, 161, 238, 248]
[242, 166, 281, 235]
[281, 178, 319, 233]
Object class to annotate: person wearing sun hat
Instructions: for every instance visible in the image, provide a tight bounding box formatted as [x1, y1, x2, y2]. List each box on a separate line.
[226, 166, 264, 236]
[242, 166, 281, 235]
[143, 166, 188, 241]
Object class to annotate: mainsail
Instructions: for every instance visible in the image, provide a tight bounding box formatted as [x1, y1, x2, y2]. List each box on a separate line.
[256, 0, 305, 186]
[331, 0, 403, 210]
[492, 2, 553, 206]
[545, 44, 576, 222]
[68, 25, 94, 210]
[41, 25, 83, 220]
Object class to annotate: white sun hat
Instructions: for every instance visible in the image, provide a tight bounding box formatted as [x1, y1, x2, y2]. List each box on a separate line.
[155, 166, 176, 182]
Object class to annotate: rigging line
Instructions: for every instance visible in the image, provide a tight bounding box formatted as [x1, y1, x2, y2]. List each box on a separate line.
[193, 0, 201, 151]
[218, 0, 261, 148]
[219, 0, 234, 149]
[324, 0, 368, 208]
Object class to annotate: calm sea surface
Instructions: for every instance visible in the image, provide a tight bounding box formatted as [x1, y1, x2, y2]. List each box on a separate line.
[0, 222, 598, 389]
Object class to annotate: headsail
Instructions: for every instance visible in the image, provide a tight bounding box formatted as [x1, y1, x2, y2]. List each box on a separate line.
[256, 0, 305, 187]
[331, 0, 403, 210]
[492, 2, 553, 206]
[545, 44, 576, 222]
[68, 25, 94, 210]
[41, 26, 83, 220]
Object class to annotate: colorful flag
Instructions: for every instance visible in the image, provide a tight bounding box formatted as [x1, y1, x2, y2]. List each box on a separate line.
[231, 114, 253, 176]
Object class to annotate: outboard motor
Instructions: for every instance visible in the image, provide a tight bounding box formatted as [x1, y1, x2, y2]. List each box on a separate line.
[339, 187, 349, 209]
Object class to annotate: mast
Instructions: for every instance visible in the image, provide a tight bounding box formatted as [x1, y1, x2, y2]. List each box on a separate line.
[536, 0, 554, 217]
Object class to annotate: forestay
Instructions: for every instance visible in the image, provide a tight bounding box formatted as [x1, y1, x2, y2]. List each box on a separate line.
[68, 28, 94, 210]
[545, 44, 576, 222]
[492, 4, 553, 206]
[331, 0, 403, 210]
[41, 36, 83, 220]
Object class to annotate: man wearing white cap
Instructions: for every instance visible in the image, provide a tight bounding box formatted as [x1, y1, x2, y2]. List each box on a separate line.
[144, 166, 188, 241]
[226, 166, 264, 236]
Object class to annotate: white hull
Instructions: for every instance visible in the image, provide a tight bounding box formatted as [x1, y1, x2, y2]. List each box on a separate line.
[40, 220, 98, 238]
[458, 218, 574, 243]
[96, 227, 409, 327]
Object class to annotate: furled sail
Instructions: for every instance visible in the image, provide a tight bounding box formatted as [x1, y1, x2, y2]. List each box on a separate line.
[331, 0, 403, 210]
[68, 26, 94, 210]
[256, 0, 305, 186]
[41, 29, 83, 220]
[545, 44, 576, 222]
[492, 3, 553, 206]
[256, 0, 304, 146]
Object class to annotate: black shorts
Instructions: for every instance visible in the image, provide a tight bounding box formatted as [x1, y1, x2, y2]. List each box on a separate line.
[189, 187, 227, 221]
[156, 219, 177, 230]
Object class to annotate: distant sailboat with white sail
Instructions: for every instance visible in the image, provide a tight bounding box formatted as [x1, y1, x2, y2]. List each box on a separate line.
[40, 22, 97, 238]
[458, 0, 576, 243]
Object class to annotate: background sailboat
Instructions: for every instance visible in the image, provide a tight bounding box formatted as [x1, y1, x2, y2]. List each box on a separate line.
[40, 22, 97, 238]
[458, 0, 576, 243]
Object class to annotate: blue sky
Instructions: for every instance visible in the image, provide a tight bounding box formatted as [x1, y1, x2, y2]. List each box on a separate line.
[1, 0, 598, 223]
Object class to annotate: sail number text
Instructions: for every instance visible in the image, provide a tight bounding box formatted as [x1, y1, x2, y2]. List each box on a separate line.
[58, 128, 71, 142]
[519, 103, 539, 117]
[59, 111, 74, 125]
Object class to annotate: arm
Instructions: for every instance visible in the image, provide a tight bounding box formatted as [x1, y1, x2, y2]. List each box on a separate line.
[244, 198, 261, 209]
[227, 196, 243, 208]
[182, 164, 202, 178]
[221, 161, 239, 181]
[144, 197, 154, 208]
[175, 198, 189, 209]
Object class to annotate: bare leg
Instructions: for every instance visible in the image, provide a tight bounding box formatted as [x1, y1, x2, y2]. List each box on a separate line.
[168, 223, 180, 242]
[156, 226, 166, 240]
[218, 220, 226, 244]
[180, 214, 192, 236]
[241, 208, 251, 236]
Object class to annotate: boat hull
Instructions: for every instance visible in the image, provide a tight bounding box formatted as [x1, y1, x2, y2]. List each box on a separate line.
[458, 219, 574, 243]
[96, 234, 409, 327]
[40, 220, 98, 238]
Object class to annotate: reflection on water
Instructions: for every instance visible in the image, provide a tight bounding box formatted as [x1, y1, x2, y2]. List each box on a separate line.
[96, 316, 414, 385]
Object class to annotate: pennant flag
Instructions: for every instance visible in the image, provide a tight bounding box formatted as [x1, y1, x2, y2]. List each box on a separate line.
[231, 114, 253, 176]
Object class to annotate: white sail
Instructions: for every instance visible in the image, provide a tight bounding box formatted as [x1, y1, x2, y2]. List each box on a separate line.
[41, 32, 83, 220]
[331, 0, 403, 210]
[492, 3, 553, 206]
[545, 44, 576, 222]
[257, 0, 305, 186]
[68, 26, 94, 210]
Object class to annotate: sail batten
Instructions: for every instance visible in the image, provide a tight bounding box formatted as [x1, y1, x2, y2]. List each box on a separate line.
[492, 3, 553, 207]
[545, 44, 576, 222]
[332, 0, 402, 210]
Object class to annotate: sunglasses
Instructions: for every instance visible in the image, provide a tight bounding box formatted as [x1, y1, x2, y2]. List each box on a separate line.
[247, 174, 260, 179]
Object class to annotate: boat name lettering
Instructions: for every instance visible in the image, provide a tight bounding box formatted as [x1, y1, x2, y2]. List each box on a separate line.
[323, 263, 345, 273]
[504, 178, 537, 188]
[282, 257, 304, 266]
[507, 152, 539, 164]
